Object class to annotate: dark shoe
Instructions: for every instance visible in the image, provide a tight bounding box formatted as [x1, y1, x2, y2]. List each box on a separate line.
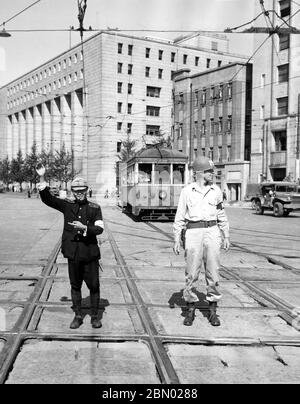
[70, 315, 83, 329]
[183, 303, 195, 326]
[208, 302, 221, 327]
[91, 315, 102, 329]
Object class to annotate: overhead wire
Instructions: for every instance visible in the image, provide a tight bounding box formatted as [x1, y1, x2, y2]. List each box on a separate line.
[0, 0, 42, 28]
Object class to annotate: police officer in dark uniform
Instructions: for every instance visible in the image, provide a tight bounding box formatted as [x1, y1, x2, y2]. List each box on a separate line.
[36, 164, 104, 329]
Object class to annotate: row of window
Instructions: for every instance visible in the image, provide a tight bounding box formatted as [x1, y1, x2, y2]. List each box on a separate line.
[117, 42, 221, 65]
[177, 82, 233, 108]
[7, 71, 83, 109]
[116, 123, 161, 135]
[177, 116, 232, 137]
[7, 52, 83, 98]
[118, 63, 165, 79]
[190, 146, 232, 162]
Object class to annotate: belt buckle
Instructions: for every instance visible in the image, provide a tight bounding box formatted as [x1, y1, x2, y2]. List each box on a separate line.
[204, 221, 208, 228]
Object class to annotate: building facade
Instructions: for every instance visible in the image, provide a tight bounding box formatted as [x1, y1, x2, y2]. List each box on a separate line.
[0, 31, 248, 195]
[172, 63, 252, 201]
[250, 0, 300, 183]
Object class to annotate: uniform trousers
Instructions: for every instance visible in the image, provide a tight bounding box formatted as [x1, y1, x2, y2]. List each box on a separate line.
[184, 226, 222, 303]
[68, 250, 100, 314]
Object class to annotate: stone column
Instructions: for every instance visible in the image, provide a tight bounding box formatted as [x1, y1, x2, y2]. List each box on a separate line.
[7, 116, 13, 160]
[73, 89, 84, 174]
[52, 98, 62, 150]
[26, 108, 34, 154]
[43, 101, 52, 152]
[34, 105, 43, 153]
[19, 111, 26, 156]
[61, 94, 72, 152]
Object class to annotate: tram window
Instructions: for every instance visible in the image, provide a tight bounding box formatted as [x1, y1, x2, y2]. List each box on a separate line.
[154, 164, 171, 184]
[127, 166, 135, 186]
[173, 164, 185, 184]
[138, 164, 152, 183]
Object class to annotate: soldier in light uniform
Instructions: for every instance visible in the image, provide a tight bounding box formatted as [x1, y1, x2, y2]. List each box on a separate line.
[173, 156, 230, 327]
[36, 164, 104, 329]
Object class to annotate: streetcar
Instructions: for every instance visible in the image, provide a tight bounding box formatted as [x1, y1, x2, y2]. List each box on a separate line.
[119, 147, 189, 220]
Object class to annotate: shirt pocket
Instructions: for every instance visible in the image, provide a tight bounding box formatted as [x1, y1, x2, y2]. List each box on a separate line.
[207, 195, 218, 217]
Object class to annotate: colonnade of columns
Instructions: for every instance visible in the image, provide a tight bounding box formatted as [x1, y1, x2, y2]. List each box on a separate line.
[6, 90, 85, 170]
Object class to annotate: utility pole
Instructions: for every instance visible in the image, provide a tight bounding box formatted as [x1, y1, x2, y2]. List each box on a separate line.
[296, 94, 300, 181]
[77, 0, 87, 40]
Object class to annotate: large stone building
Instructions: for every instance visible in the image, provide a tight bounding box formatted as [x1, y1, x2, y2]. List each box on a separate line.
[0, 31, 248, 195]
[250, 0, 300, 182]
[172, 63, 252, 201]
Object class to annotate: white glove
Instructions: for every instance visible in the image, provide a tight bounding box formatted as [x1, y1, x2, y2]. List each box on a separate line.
[36, 164, 46, 177]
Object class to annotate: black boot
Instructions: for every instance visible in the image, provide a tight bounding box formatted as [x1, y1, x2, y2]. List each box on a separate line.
[70, 309, 83, 329]
[90, 293, 102, 329]
[70, 290, 83, 329]
[208, 302, 221, 327]
[183, 303, 195, 326]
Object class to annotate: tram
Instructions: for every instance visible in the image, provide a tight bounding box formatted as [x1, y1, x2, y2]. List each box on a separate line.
[119, 147, 189, 220]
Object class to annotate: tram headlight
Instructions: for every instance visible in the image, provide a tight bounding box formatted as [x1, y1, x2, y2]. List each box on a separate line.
[136, 190, 140, 199]
[159, 190, 167, 200]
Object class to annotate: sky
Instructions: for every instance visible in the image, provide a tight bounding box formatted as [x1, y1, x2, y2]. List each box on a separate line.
[0, 0, 256, 87]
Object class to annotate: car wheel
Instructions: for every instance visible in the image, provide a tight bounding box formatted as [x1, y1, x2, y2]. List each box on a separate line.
[273, 202, 284, 217]
[255, 201, 264, 215]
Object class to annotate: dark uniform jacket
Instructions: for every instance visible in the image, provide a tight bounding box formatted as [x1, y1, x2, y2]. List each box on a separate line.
[40, 187, 103, 262]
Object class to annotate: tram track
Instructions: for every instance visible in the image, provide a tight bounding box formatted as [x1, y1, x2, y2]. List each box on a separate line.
[1, 216, 299, 384]
[0, 239, 61, 384]
[144, 221, 300, 335]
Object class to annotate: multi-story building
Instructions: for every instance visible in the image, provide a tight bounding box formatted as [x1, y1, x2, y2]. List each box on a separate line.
[251, 0, 300, 183]
[0, 31, 248, 195]
[172, 62, 252, 201]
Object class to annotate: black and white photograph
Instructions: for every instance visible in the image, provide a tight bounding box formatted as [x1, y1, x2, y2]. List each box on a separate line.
[0, 0, 300, 387]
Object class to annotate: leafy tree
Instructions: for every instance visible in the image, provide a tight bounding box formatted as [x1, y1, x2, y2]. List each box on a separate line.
[117, 134, 137, 162]
[10, 150, 26, 191]
[52, 144, 75, 189]
[0, 156, 11, 189]
[23, 143, 39, 189]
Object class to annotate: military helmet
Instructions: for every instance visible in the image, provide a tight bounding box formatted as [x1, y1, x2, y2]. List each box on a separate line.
[192, 156, 215, 172]
[71, 177, 88, 191]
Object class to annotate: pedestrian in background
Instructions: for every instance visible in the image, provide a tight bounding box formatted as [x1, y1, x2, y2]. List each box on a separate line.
[173, 156, 230, 327]
[36, 164, 104, 329]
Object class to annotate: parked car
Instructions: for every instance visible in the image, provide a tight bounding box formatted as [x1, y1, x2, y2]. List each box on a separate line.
[250, 181, 300, 217]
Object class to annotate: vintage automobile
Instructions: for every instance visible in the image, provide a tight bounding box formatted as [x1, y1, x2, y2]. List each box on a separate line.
[250, 181, 300, 217]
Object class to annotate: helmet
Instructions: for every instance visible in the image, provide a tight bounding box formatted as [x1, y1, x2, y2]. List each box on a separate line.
[192, 156, 215, 172]
[71, 177, 88, 191]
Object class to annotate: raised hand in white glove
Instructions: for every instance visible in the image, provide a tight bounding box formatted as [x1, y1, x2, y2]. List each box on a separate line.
[36, 163, 46, 177]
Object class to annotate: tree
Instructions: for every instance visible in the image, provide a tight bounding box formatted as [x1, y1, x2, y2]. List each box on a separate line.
[38, 149, 55, 184]
[0, 156, 11, 190]
[52, 143, 75, 189]
[10, 150, 26, 191]
[23, 143, 39, 189]
[117, 134, 137, 162]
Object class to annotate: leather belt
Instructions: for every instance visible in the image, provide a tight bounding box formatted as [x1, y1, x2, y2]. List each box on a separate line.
[187, 220, 217, 229]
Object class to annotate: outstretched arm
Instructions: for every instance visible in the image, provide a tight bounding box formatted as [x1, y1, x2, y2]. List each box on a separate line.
[36, 164, 66, 213]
